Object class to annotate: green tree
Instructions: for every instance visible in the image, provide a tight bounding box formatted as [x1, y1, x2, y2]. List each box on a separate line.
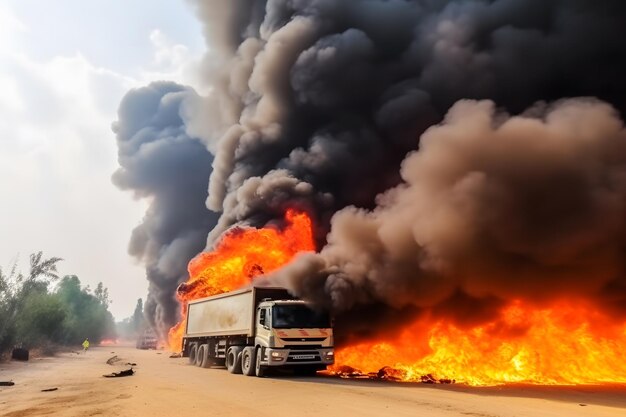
[56, 276, 116, 344]
[0, 253, 63, 353]
[15, 293, 67, 347]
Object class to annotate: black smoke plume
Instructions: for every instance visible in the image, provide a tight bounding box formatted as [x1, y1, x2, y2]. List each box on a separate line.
[115, 1, 626, 341]
[184, 0, 626, 245]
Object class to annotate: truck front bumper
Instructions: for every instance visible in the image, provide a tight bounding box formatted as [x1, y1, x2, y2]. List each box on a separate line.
[264, 347, 334, 367]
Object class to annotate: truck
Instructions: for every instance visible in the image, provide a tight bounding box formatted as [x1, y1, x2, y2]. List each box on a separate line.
[136, 329, 158, 350]
[181, 287, 334, 377]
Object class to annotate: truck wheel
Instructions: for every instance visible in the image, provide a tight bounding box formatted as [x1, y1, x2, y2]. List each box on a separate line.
[255, 347, 267, 378]
[188, 343, 198, 365]
[226, 346, 243, 374]
[200, 344, 212, 368]
[196, 344, 207, 367]
[241, 347, 255, 376]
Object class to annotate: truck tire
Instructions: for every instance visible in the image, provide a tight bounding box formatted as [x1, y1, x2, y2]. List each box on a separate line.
[226, 346, 243, 374]
[200, 344, 212, 368]
[241, 347, 255, 376]
[255, 347, 267, 378]
[196, 344, 207, 367]
[188, 343, 198, 365]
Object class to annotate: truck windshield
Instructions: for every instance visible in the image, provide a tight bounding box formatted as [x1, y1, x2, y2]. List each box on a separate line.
[272, 305, 330, 329]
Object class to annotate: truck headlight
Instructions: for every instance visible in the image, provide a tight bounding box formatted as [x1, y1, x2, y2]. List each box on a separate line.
[324, 351, 334, 360]
[270, 350, 285, 361]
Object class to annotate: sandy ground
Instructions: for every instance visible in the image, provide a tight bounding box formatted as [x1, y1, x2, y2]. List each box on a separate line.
[0, 346, 625, 417]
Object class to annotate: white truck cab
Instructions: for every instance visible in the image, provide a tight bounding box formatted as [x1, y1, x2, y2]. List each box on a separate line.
[255, 300, 334, 374]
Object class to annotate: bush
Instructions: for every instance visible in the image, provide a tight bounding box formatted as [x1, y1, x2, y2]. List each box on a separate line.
[15, 292, 67, 347]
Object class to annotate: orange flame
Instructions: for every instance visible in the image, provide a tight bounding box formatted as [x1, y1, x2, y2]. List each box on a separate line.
[332, 300, 626, 386]
[98, 339, 118, 347]
[167, 209, 316, 350]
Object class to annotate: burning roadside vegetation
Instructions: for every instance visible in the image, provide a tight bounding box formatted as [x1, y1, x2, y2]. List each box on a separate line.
[113, 0, 626, 386]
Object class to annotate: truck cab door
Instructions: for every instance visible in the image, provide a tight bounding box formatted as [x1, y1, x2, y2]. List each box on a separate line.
[256, 307, 272, 347]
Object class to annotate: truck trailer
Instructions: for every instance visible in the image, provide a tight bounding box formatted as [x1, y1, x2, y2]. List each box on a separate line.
[182, 287, 334, 377]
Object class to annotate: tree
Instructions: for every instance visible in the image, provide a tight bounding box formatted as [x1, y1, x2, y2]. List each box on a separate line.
[0, 253, 63, 353]
[94, 282, 110, 307]
[0, 260, 22, 353]
[28, 252, 62, 282]
[15, 293, 67, 347]
[131, 298, 144, 333]
[56, 276, 116, 344]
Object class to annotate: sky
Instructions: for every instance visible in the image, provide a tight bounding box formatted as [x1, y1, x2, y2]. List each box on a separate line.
[0, 0, 205, 319]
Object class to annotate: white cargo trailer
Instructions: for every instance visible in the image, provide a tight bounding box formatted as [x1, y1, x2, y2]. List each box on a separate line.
[182, 287, 334, 377]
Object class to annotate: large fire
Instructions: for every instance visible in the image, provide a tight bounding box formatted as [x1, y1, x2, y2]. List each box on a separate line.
[332, 300, 626, 386]
[167, 209, 316, 350]
[167, 209, 626, 386]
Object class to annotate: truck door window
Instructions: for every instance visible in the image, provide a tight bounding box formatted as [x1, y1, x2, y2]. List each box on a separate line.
[259, 308, 269, 329]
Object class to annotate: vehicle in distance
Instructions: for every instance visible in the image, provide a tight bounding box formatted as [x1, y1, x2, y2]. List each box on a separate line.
[136, 330, 158, 350]
[182, 287, 334, 377]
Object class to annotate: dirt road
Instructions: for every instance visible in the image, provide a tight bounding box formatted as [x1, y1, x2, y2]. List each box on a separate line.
[1, 346, 625, 417]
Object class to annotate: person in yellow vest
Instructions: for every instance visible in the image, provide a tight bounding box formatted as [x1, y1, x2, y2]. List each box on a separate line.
[82, 338, 90, 352]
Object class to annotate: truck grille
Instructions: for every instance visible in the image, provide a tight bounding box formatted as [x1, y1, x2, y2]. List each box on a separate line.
[286, 350, 321, 363]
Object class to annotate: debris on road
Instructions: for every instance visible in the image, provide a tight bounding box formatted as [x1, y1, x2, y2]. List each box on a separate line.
[334, 366, 456, 384]
[0, 381, 15, 386]
[103, 368, 134, 378]
[41, 387, 58, 392]
[169, 353, 181, 358]
[105, 354, 136, 366]
[334, 365, 362, 378]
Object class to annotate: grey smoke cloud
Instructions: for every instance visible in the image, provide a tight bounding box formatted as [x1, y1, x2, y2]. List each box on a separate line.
[268, 99, 626, 326]
[112, 82, 218, 336]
